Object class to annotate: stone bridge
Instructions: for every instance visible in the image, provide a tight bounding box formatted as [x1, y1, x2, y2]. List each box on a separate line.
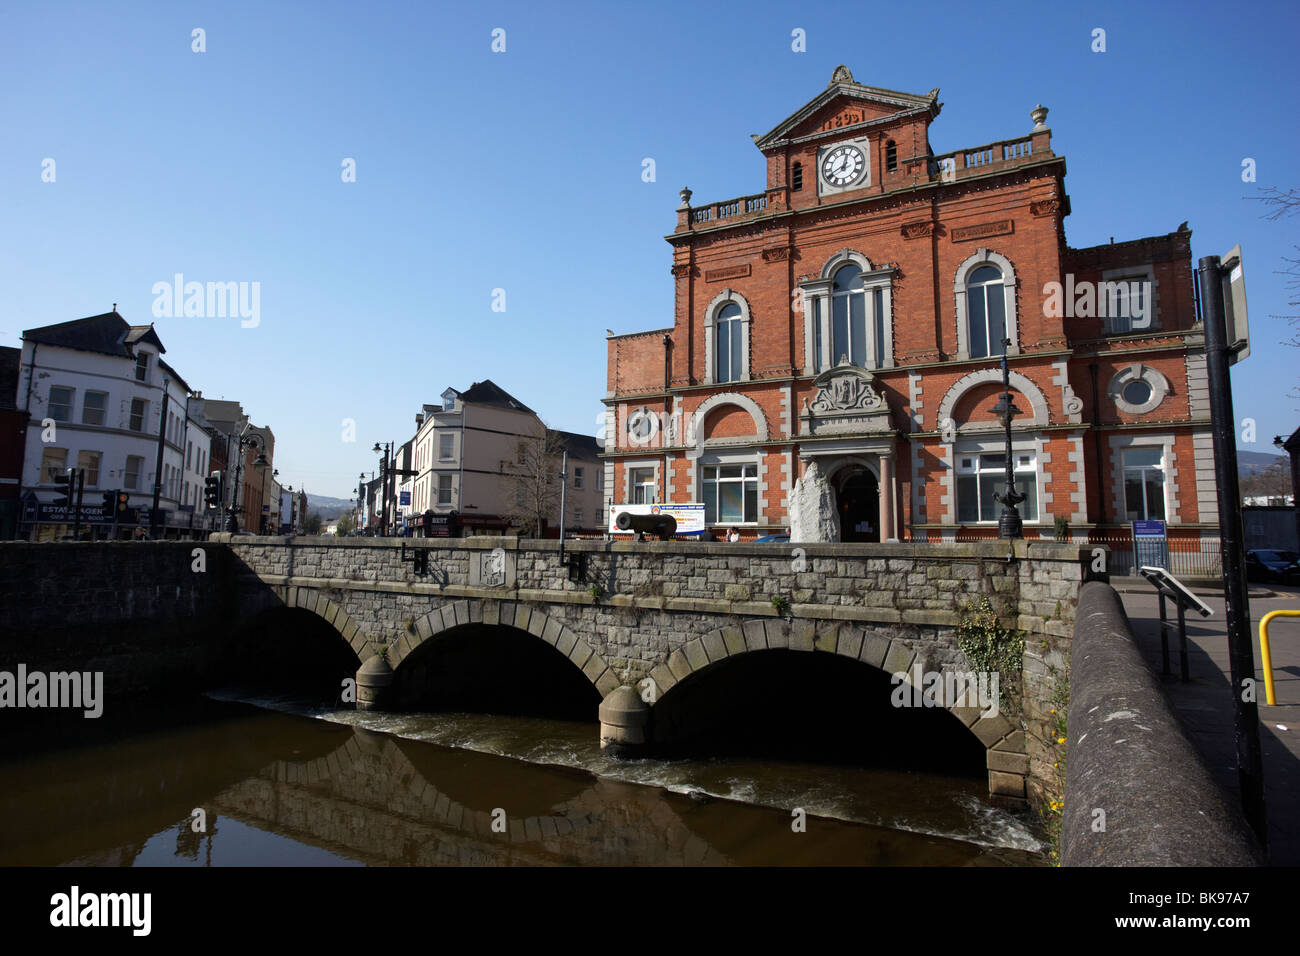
[213, 534, 1090, 808]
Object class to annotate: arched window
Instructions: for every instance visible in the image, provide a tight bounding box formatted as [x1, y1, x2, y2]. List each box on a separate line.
[715, 302, 744, 383]
[966, 265, 1008, 358]
[885, 140, 897, 172]
[831, 265, 866, 366]
[798, 252, 894, 373]
[791, 161, 803, 191]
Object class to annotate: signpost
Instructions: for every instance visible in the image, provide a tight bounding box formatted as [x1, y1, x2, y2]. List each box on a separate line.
[1199, 250, 1265, 844]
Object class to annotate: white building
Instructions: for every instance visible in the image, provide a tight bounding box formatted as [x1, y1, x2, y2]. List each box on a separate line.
[15, 310, 199, 538]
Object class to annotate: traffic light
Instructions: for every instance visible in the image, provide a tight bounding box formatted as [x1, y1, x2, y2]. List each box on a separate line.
[204, 471, 223, 509]
[100, 490, 114, 512]
[52, 469, 74, 508]
[117, 491, 129, 514]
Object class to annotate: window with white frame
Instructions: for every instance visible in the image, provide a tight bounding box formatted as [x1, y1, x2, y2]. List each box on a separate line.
[575, 507, 584, 524]
[966, 265, 1008, 359]
[956, 450, 1038, 522]
[437, 474, 453, 506]
[48, 386, 74, 422]
[77, 450, 101, 487]
[802, 254, 893, 373]
[40, 447, 67, 483]
[1100, 266, 1156, 334]
[702, 463, 757, 524]
[954, 249, 1018, 360]
[1122, 447, 1166, 520]
[1104, 277, 1150, 334]
[82, 391, 107, 426]
[829, 264, 886, 368]
[439, 434, 454, 460]
[574, 466, 584, 488]
[135, 353, 149, 382]
[715, 303, 744, 383]
[125, 455, 144, 490]
[630, 467, 656, 504]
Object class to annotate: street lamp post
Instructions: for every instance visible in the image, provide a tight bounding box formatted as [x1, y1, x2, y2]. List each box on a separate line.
[373, 442, 392, 536]
[358, 472, 366, 534]
[226, 427, 269, 532]
[990, 338, 1025, 540]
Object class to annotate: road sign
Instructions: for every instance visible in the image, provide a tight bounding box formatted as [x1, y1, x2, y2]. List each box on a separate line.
[1221, 244, 1249, 365]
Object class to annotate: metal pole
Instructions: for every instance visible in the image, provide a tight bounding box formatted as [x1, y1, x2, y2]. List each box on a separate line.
[558, 450, 568, 559]
[1158, 591, 1170, 676]
[1199, 254, 1267, 845]
[151, 382, 170, 538]
[1177, 600, 1189, 684]
[72, 468, 83, 541]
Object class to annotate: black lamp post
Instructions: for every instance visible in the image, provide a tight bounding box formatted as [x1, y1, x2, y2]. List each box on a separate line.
[373, 442, 392, 536]
[358, 472, 366, 533]
[991, 338, 1025, 540]
[226, 428, 269, 532]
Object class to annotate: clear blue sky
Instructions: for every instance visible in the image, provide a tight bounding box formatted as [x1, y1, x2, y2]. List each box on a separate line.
[3, 0, 1298, 499]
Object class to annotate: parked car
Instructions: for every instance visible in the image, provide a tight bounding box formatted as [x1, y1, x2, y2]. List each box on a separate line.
[1244, 549, 1300, 584]
[753, 533, 791, 543]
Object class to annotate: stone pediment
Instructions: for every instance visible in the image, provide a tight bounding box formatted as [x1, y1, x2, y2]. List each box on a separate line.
[800, 360, 894, 436]
[754, 68, 940, 149]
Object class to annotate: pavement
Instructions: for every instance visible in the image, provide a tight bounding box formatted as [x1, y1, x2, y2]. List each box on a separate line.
[1118, 582, 1300, 866]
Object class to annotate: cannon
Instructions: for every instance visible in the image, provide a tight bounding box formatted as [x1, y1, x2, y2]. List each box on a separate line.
[615, 511, 677, 541]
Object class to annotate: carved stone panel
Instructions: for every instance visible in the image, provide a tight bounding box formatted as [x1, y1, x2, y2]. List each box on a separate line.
[471, 547, 515, 589]
[800, 359, 894, 436]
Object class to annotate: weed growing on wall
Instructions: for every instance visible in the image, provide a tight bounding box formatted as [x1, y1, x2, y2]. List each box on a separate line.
[955, 596, 1023, 717]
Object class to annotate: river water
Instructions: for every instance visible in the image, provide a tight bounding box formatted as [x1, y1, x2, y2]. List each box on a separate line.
[0, 690, 1047, 866]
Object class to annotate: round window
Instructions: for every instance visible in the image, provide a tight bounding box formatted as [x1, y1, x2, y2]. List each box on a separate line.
[1122, 379, 1153, 407]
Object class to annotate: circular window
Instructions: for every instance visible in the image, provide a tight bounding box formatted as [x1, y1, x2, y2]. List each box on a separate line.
[1122, 379, 1153, 406]
[626, 408, 657, 444]
[1110, 364, 1168, 414]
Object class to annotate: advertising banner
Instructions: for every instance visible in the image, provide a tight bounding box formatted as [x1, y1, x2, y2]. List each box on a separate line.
[608, 502, 706, 536]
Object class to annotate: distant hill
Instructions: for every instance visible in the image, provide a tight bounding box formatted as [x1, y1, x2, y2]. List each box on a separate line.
[1239, 450, 1287, 477]
[301, 493, 356, 521]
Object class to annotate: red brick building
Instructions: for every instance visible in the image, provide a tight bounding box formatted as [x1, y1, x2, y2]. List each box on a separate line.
[604, 66, 1216, 555]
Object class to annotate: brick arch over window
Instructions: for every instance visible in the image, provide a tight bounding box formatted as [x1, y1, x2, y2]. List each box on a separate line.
[936, 368, 1050, 432]
[688, 392, 769, 446]
[643, 619, 1022, 789]
[703, 288, 753, 385]
[953, 248, 1019, 359]
[390, 599, 619, 697]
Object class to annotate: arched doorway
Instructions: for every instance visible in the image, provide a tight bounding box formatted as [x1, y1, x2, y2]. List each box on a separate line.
[836, 468, 879, 542]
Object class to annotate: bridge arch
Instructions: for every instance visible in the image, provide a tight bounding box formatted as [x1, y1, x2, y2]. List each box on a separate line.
[269, 585, 369, 663]
[647, 618, 1019, 770]
[391, 599, 619, 698]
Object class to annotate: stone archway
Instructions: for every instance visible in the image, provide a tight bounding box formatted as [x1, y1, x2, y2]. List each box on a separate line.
[390, 599, 619, 698]
[644, 618, 1025, 800]
[242, 584, 369, 664]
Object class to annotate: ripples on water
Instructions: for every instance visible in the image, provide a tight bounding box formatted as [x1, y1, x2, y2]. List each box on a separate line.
[205, 689, 1046, 856]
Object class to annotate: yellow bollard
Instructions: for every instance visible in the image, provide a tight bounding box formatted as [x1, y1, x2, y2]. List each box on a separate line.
[1257, 609, 1300, 706]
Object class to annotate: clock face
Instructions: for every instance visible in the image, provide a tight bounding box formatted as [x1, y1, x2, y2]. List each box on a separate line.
[821, 144, 866, 187]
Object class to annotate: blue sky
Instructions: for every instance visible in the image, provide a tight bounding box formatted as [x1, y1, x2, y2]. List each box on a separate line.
[3, 0, 1298, 499]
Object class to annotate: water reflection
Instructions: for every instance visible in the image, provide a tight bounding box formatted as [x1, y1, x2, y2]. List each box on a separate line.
[0, 698, 1045, 866]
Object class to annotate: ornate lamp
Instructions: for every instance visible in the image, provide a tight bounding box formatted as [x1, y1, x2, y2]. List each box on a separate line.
[990, 338, 1024, 539]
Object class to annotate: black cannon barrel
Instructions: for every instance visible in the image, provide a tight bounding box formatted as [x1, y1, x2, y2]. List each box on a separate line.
[615, 511, 677, 541]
